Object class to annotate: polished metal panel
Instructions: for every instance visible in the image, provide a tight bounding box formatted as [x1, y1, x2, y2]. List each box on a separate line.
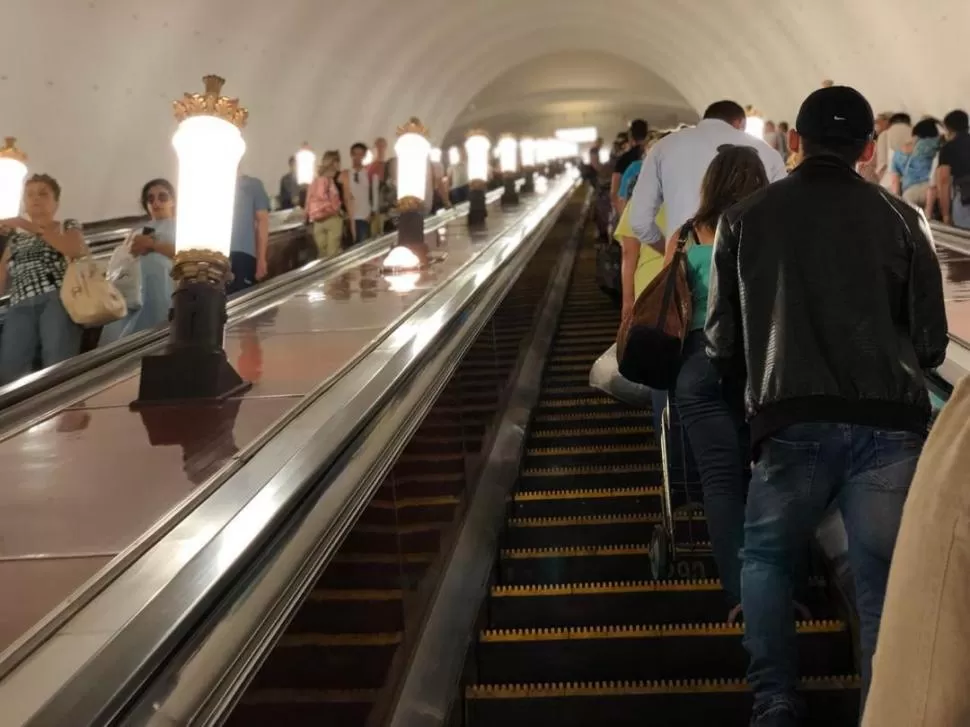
[0, 177, 577, 725]
[386, 190, 593, 727]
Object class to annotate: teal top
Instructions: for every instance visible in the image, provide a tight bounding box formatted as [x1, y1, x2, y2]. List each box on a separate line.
[686, 240, 713, 331]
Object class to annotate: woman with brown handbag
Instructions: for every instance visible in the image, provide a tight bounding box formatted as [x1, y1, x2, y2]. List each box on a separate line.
[667, 145, 770, 621]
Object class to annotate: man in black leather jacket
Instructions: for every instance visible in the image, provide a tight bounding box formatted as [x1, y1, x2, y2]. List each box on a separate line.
[705, 86, 948, 727]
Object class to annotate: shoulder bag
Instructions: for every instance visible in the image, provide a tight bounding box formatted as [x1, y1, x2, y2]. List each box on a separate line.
[616, 221, 693, 390]
[61, 240, 127, 327]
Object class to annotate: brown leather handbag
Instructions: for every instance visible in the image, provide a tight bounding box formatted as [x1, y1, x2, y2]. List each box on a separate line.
[616, 222, 693, 390]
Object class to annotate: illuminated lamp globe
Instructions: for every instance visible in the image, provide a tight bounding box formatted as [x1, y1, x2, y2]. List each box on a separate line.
[498, 136, 518, 174]
[0, 137, 28, 219]
[363, 149, 374, 166]
[295, 143, 315, 185]
[520, 138, 537, 169]
[745, 106, 765, 139]
[429, 147, 443, 164]
[172, 118, 246, 258]
[448, 146, 460, 166]
[395, 119, 431, 204]
[464, 133, 491, 183]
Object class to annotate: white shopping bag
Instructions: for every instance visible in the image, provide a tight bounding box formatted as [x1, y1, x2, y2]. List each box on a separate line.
[589, 343, 654, 407]
[106, 231, 143, 312]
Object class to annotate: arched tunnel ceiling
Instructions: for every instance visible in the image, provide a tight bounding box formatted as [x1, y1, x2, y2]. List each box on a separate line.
[4, 0, 969, 221]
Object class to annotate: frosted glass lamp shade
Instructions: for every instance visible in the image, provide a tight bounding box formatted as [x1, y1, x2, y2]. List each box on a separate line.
[448, 146, 460, 166]
[520, 138, 536, 168]
[429, 147, 442, 164]
[295, 146, 315, 185]
[746, 115, 765, 139]
[498, 137, 518, 174]
[465, 135, 491, 183]
[395, 132, 431, 202]
[172, 115, 246, 257]
[0, 158, 28, 219]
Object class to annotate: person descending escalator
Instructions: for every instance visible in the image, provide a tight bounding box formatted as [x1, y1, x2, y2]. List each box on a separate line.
[611, 118, 648, 216]
[348, 142, 373, 244]
[936, 109, 970, 230]
[278, 156, 301, 211]
[228, 173, 271, 294]
[306, 151, 344, 261]
[705, 85, 948, 727]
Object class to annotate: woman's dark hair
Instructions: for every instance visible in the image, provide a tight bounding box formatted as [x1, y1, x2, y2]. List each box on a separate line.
[26, 174, 62, 202]
[693, 145, 769, 231]
[139, 178, 175, 213]
[912, 118, 940, 139]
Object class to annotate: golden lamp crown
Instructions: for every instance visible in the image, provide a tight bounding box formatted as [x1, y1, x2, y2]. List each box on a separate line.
[397, 117, 429, 138]
[745, 105, 762, 117]
[821, 79, 834, 88]
[466, 128, 490, 141]
[0, 137, 27, 163]
[173, 75, 248, 128]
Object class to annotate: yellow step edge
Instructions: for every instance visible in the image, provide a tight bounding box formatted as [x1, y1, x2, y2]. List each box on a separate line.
[465, 676, 862, 699]
[243, 688, 380, 704]
[280, 632, 403, 647]
[501, 544, 650, 560]
[533, 411, 650, 423]
[522, 464, 662, 477]
[480, 620, 847, 642]
[370, 495, 462, 509]
[492, 579, 723, 597]
[513, 486, 662, 502]
[526, 443, 659, 456]
[530, 426, 654, 438]
[508, 514, 662, 528]
[309, 589, 404, 601]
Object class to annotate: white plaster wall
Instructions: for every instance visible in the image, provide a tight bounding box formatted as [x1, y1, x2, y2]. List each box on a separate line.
[2, 0, 967, 221]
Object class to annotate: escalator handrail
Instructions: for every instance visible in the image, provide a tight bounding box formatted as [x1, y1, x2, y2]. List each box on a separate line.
[0, 175, 579, 726]
[0, 193, 503, 431]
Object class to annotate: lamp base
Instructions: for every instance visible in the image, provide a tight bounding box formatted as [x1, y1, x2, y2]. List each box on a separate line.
[132, 350, 251, 408]
[521, 171, 535, 195]
[398, 208, 425, 246]
[467, 188, 488, 227]
[501, 178, 519, 207]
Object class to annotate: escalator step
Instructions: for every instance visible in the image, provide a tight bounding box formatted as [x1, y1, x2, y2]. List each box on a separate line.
[464, 677, 861, 727]
[319, 553, 432, 590]
[510, 485, 662, 518]
[522, 442, 659, 469]
[488, 579, 834, 629]
[529, 426, 656, 447]
[290, 589, 404, 634]
[505, 514, 661, 549]
[251, 633, 402, 690]
[518, 463, 663, 491]
[230, 689, 377, 727]
[362, 494, 461, 526]
[476, 622, 854, 684]
[499, 544, 651, 584]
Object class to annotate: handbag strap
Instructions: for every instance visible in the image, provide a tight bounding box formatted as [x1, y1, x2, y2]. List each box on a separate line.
[675, 219, 694, 253]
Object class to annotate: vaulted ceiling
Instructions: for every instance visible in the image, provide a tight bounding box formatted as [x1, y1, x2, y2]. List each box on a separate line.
[3, 0, 966, 220]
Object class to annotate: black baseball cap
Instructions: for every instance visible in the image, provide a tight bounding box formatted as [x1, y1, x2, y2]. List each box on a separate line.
[795, 86, 875, 143]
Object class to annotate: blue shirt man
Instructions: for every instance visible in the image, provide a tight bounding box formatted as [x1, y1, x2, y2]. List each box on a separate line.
[229, 175, 270, 294]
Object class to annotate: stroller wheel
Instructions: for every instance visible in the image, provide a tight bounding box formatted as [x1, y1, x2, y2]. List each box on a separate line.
[650, 523, 671, 581]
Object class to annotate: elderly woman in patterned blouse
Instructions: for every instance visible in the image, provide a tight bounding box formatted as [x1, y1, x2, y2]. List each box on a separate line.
[0, 174, 84, 384]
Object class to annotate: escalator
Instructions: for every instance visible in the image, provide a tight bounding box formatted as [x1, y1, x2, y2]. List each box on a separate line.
[461, 241, 862, 726]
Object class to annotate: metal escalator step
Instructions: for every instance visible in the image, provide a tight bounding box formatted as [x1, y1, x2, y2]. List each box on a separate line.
[487, 578, 833, 629]
[522, 442, 660, 470]
[530, 410, 651, 430]
[379, 471, 467, 499]
[476, 621, 854, 684]
[499, 545, 652, 584]
[535, 396, 644, 413]
[518, 463, 663, 491]
[505, 514, 661, 549]
[464, 677, 861, 727]
[229, 688, 378, 727]
[529, 425, 656, 447]
[250, 633, 402, 691]
[510, 486, 662, 518]
[289, 589, 404, 634]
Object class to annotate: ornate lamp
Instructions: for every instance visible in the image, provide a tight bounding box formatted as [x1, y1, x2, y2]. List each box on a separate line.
[745, 105, 765, 139]
[498, 135, 519, 206]
[0, 137, 28, 219]
[464, 130, 491, 227]
[133, 75, 250, 406]
[447, 146, 460, 166]
[295, 142, 315, 186]
[393, 117, 431, 247]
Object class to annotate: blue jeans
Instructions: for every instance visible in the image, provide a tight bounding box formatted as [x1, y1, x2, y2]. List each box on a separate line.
[742, 422, 921, 718]
[354, 219, 370, 244]
[0, 290, 82, 384]
[674, 331, 748, 606]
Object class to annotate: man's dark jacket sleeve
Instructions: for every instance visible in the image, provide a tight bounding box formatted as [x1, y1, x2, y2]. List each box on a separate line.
[910, 213, 948, 370]
[705, 213, 745, 380]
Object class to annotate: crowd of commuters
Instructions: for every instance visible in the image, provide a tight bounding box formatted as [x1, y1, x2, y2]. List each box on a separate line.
[591, 86, 952, 725]
[0, 134, 465, 386]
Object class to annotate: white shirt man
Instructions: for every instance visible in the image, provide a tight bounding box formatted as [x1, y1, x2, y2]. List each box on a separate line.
[630, 102, 788, 244]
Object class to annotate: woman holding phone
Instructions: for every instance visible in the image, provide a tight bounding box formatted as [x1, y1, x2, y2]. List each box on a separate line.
[100, 178, 176, 344]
